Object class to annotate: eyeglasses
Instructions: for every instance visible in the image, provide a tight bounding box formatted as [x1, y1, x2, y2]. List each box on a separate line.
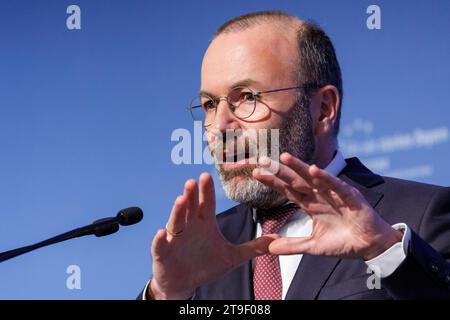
[188, 84, 321, 127]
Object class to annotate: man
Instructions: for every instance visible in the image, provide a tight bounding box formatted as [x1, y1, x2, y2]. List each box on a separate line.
[141, 11, 450, 300]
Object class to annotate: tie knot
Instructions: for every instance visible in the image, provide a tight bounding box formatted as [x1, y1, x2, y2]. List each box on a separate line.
[256, 203, 299, 234]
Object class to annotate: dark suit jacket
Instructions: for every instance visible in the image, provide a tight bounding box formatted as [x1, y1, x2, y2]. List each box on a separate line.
[143, 157, 450, 299]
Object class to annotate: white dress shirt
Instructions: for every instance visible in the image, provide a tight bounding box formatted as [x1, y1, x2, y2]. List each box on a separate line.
[143, 150, 411, 299]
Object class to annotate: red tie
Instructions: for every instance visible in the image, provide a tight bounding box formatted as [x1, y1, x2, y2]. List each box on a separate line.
[253, 203, 299, 300]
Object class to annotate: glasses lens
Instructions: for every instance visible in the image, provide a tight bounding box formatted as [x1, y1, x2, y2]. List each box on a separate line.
[189, 96, 215, 126]
[228, 87, 257, 119]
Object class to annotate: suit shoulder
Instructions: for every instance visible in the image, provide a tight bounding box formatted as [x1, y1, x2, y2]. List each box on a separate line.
[379, 176, 447, 195]
[355, 174, 449, 230]
[375, 175, 450, 216]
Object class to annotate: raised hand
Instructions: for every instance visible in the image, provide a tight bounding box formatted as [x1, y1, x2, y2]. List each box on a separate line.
[149, 172, 277, 300]
[252, 153, 402, 261]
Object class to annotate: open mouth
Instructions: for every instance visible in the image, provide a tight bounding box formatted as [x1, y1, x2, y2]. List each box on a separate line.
[211, 136, 260, 169]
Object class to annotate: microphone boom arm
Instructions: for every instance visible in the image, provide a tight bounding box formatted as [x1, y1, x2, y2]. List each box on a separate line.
[0, 207, 143, 263]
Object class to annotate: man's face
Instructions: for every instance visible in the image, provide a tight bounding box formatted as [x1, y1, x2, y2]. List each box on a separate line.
[201, 24, 316, 208]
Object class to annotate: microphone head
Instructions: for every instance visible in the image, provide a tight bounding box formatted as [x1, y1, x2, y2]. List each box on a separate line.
[116, 207, 143, 226]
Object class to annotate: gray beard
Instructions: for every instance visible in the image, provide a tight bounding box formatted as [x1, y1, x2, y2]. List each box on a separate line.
[215, 94, 315, 209]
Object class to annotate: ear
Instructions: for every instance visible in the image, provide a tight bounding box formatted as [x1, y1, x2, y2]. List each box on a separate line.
[314, 85, 340, 136]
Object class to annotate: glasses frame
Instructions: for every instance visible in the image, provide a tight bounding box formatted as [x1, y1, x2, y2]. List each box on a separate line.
[188, 84, 322, 126]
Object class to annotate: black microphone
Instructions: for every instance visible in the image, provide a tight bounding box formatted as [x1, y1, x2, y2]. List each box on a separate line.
[0, 207, 143, 263]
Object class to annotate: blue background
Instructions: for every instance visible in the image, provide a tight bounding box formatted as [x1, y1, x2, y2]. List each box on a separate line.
[0, 0, 449, 299]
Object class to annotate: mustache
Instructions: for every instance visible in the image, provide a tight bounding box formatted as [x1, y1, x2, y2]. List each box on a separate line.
[207, 129, 278, 163]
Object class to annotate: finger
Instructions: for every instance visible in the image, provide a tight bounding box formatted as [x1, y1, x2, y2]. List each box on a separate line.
[166, 195, 187, 235]
[198, 172, 216, 218]
[301, 165, 341, 209]
[252, 167, 309, 202]
[309, 165, 361, 208]
[151, 228, 169, 258]
[234, 234, 280, 264]
[184, 179, 199, 220]
[258, 156, 311, 192]
[268, 236, 313, 255]
[279, 152, 314, 185]
[252, 167, 294, 200]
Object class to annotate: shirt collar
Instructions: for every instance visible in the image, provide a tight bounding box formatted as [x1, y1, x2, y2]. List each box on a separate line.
[324, 150, 346, 177]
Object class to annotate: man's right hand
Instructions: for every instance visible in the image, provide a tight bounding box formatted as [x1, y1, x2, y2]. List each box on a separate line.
[147, 172, 277, 300]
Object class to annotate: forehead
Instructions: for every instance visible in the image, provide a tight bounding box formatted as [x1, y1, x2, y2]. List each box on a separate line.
[201, 23, 298, 93]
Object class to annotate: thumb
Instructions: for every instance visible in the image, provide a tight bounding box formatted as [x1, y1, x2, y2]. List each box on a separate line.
[234, 233, 280, 264]
[269, 236, 313, 255]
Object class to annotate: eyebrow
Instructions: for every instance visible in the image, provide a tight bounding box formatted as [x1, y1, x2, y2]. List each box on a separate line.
[199, 78, 265, 97]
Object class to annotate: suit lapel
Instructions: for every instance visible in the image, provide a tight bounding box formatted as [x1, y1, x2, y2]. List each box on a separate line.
[216, 204, 255, 300]
[285, 157, 385, 300]
[339, 158, 384, 213]
[285, 254, 340, 299]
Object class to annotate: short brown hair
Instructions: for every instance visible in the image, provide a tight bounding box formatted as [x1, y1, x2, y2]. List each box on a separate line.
[215, 11, 343, 137]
